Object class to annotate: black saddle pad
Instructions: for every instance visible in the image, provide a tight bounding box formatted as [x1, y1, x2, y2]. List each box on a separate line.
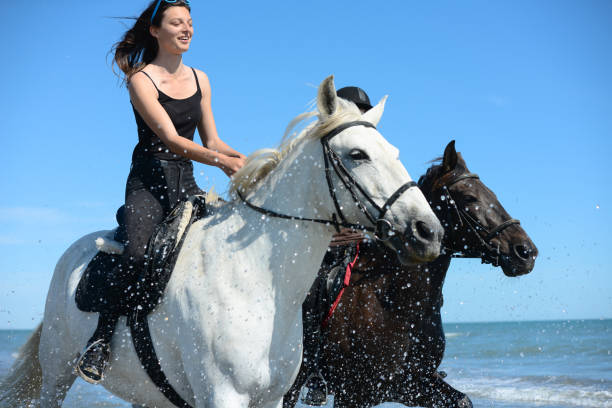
[75, 229, 128, 314]
[75, 195, 208, 316]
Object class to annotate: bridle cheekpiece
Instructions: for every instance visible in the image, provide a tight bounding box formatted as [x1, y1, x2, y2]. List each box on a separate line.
[237, 121, 418, 241]
[430, 172, 520, 266]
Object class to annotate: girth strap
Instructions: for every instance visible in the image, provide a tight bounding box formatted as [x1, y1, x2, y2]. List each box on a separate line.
[129, 316, 193, 408]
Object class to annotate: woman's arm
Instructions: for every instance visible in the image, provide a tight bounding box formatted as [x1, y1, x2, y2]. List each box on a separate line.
[129, 71, 242, 176]
[194, 70, 246, 160]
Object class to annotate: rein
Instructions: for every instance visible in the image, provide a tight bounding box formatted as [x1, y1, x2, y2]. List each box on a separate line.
[432, 172, 520, 266]
[237, 121, 418, 240]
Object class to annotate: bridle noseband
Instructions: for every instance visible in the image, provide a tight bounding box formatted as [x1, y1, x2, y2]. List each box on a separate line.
[432, 172, 520, 266]
[237, 121, 418, 241]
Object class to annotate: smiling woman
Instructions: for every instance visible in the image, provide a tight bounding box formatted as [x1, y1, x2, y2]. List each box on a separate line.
[72, 0, 246, 384]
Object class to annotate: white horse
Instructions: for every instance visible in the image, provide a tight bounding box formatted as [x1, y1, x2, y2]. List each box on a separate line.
[0, 76, 443, 408]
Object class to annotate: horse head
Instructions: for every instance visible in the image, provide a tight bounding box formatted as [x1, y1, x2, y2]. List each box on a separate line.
[315, 76, 443, 264]
[419, 140, 538, 276]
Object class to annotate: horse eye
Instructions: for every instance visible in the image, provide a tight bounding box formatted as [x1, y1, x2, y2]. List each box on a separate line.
[463, 195, 478, 203]
[348, 149, 370, 161]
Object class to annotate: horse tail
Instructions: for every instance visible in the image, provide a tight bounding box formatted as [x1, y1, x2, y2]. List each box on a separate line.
[0, 323, 43, 407]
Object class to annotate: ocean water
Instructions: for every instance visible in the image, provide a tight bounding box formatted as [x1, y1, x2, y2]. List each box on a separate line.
[1, 319, 610, 408]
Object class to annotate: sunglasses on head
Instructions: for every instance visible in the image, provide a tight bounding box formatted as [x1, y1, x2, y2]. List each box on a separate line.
[151, 0, 191, 23]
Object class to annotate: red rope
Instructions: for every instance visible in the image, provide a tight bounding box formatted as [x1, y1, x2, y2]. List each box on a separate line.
[321, 243, 359, 329]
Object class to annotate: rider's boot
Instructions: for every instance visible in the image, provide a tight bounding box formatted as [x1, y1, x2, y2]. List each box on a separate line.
[75, 312, 118, 384]
[76, 339, 111, 384]
[300, 297, 328, 406]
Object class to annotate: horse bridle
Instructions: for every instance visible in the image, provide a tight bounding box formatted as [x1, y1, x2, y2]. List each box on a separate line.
[433, 172, 520, 266]
[237, 121, 418, 241]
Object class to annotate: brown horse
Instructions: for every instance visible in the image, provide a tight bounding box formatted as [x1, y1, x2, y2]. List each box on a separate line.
[284, 140, 538, 408]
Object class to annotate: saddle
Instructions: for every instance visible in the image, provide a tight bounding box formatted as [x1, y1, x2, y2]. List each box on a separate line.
[75, 194, 208, 318]
[72, 195, 209, 408]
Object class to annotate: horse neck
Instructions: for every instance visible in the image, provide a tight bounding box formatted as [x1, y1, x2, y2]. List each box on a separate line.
[420, 166, 455, 253]
[241, 139, 337, 306]
[414, 165, 462, 302]
[352, 245, 426, 304]
[245, 139, 335, 222]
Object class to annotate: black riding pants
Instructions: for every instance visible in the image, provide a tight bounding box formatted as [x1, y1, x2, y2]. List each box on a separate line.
[122, 158, 201, 277]
[91, 158, 202, 343]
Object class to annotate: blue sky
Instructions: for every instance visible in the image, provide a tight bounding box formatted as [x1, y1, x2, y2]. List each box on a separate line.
[1, 1, 610, 329]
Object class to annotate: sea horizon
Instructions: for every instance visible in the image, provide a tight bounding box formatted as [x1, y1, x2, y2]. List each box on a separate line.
[2, 317, 611, 332]
[2, 319, 611, 407]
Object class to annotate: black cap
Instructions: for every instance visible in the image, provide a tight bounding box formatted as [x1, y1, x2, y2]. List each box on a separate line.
[336, 86, 372, 112]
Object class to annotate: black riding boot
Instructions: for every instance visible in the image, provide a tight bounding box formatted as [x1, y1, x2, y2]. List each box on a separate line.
[300, 285, 328, 406]
[76, 312, 119, 384]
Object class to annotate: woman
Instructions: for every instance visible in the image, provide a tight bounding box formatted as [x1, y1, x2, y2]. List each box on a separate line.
[76, 0, 245, 384]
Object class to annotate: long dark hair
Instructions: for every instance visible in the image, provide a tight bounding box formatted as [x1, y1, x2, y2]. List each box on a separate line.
[111, 0, 191, 82]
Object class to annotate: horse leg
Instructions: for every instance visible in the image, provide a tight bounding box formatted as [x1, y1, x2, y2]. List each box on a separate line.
[408, 374, 472, 408]
[282, 386, 300, 408]
[200, 382, 250, 408]
[39, 350, 77, 408]
[38, 315, 82, 408]
[181, 358, 249, 408]
[331, 392, 370, 408]
[260, 401, 282, 408]
[282, 359, 310, 408]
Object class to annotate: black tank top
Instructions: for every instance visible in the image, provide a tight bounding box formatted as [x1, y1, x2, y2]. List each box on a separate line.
[130, 67, 202, 162]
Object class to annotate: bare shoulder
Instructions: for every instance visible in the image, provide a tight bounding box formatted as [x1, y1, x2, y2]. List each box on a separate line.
[192, 68, 212, 93]
[128, 70, 158, 100]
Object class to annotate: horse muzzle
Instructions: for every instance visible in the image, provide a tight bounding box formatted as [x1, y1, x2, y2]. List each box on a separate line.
[499, 239, 538, 277]
[383, 215, 444, 265]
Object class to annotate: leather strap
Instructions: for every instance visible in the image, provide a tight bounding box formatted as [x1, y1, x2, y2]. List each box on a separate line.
[129, 316, 193, 408]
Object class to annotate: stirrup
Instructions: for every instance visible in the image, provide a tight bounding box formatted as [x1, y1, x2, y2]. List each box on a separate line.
[299, 371, 328, 406]
[75, 339, 111, 384]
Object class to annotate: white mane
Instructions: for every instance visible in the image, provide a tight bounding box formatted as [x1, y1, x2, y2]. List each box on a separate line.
[230, 99, 363, 195]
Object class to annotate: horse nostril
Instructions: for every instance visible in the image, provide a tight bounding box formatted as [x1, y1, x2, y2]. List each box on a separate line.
[415, 220, 434, 242]
[513, 244, 530, 260]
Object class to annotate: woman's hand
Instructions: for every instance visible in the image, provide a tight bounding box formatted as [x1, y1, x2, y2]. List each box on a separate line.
[218, 155, 246, 177]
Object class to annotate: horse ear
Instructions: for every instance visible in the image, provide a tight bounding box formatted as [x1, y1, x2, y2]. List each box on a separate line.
[362, 95, 388, 127]
[442, 140, 458, 173]
[317, 75, 338, 118]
